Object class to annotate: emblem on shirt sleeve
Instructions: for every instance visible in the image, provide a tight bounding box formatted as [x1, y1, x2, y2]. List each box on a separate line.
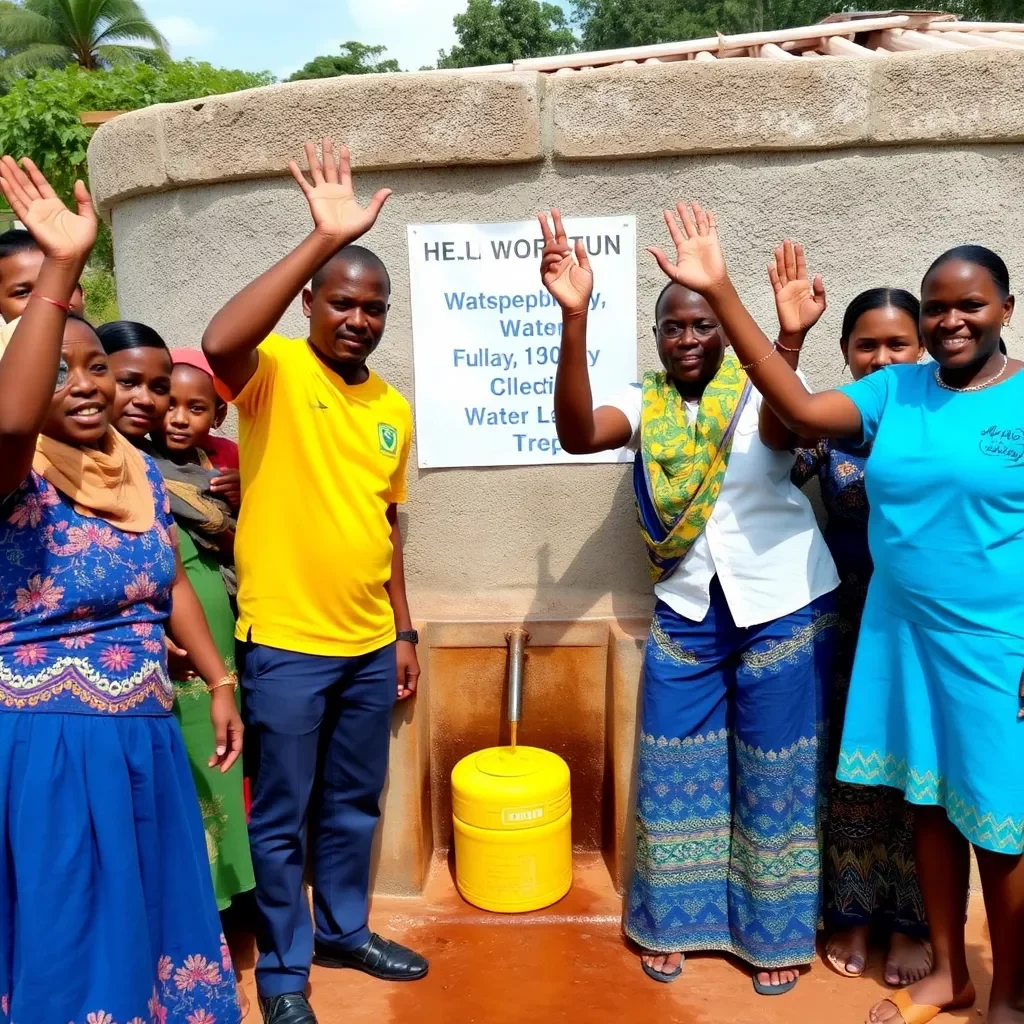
[378, 423, 399, 457]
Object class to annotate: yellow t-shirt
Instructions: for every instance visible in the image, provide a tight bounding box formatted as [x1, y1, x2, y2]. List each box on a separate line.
[232, 334, 412, 657]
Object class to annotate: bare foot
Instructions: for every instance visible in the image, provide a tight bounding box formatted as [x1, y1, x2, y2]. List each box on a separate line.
[827, 925, 870, 977]
[641, 951, 683, 977]
[884, 932, 933, 987]
[237, 980, 250, 1018]
[755, 967, 800, 991]
[867, 971, 974, 1023]
[987, 1003, 1024, 1024]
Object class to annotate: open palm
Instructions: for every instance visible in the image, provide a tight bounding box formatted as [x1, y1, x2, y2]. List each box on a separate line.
[537, 210, 593, 315]
[0, 156, 96, 263]
[769, 241, 826, 335]
[649, 202, 727, 294]
[290, 139, 391, 242]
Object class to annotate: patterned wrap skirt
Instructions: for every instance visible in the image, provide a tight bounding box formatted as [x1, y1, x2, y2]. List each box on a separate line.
[625, 581, 838, 969]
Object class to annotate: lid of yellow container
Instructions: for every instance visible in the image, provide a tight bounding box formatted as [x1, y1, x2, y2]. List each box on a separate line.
[451, 745, 571, 831]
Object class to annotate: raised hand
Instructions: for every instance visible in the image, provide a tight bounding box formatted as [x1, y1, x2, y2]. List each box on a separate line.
[537, 209, 592, 316]
[0, 157, 96, 265]
[769, 240, 826, 337]
[648, 202, 727, 295]
[289, 139, 391, 244]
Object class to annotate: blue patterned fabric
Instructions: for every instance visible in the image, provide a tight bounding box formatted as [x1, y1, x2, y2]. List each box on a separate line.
[792, 441, 925, 937]
[0, 462, 177, 714]
[0, 458, 240, 1024]
[625, 581, 838, 968]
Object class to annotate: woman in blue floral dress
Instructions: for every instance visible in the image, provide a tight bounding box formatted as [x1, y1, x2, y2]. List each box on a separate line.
[0, 159, 244, 1023]
[789, 287, 930, 986]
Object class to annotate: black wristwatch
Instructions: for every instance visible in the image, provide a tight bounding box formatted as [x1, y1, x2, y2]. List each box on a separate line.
[397, 629, 419, 645]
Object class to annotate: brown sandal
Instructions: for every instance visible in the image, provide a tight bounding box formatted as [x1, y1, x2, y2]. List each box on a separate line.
[880, 985, 975, 1024]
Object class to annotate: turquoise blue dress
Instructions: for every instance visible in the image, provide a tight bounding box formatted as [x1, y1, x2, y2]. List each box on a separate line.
[837, 363, 1024, 854]
[0, 457, 241, 1024]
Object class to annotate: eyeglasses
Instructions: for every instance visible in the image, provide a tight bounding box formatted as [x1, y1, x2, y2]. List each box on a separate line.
[54, 358, 68, 392]
[658, 322, 719, 340]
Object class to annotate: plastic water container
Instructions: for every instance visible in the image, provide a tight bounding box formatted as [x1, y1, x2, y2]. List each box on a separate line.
[451, 745, 572, 913]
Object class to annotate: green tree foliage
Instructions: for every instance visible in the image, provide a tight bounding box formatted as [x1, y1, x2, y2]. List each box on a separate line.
[289, 41, 400, 80]
[437, 0, 577, 68]
[0, 0, 168, 75]
[573, 0, 1024, 48]
[82, 267, 118, 324]
[573, 0, 842, 47]
[0, 61, 272, 198]
[0, 61, 273, 269]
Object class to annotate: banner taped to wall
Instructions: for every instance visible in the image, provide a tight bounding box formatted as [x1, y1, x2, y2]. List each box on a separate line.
[407, 216, 637, 468]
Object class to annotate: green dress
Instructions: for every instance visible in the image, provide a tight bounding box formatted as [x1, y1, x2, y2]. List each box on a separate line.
[173, 529, 255, 911]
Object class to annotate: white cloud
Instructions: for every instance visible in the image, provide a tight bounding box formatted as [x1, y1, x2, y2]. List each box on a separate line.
[155, 15, 216, 53]
[347, 0, 464, 71]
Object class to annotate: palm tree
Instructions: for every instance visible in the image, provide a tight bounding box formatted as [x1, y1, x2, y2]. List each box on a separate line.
[0, 0, 169, 73]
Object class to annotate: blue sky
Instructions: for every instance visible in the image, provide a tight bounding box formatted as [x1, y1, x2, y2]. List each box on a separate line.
[140, 0, 575, 82]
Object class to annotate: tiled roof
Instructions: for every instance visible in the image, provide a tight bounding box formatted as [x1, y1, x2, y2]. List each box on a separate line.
[435, 12, 1024, 73]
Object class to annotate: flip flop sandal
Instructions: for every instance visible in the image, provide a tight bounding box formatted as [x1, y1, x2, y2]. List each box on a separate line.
[827, 951, 866, 978]
[641, 955, 684, 983]
[752, 973, 798, 996]
[881, 985, 976, 1024]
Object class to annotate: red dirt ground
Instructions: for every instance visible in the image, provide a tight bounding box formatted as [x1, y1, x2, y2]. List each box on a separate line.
[236, 855, 991, 1023]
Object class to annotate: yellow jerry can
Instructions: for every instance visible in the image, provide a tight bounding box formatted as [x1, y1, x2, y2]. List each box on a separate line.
[451, 745, 572, 913]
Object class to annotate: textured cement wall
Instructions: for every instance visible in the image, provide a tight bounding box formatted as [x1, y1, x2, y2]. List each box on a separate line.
[88, 51, 1022, 895]
[97, 144, 1024, 619]
[88, 50, 1024, 621]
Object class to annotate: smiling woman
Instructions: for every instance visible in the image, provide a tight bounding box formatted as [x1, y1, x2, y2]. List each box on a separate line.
[647, 201, 1024, 1024]
[0, 156, 242, 1024]
[96, 319, 174, 440]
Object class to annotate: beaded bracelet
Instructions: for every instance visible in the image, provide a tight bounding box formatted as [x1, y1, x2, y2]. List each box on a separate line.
[31, 292, 71, 313]
[775, 338, 804, 353]
[739, 348, 777, 371]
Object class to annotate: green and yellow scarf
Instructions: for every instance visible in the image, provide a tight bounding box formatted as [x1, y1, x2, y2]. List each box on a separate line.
[633, 353, 750, 582]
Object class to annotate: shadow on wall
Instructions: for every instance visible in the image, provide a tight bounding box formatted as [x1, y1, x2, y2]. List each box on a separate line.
[522, 469, 650, 628]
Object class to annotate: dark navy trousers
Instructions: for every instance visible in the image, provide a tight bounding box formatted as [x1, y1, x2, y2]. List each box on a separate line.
[240, 640, 397, 998]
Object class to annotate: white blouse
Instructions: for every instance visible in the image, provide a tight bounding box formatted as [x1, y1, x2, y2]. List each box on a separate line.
[608, 379, 838, 627]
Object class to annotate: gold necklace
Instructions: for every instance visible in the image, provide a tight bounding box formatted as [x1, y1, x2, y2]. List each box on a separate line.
[934, 352, 1008, 393]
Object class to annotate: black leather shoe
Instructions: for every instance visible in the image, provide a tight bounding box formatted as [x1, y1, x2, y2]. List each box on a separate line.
[258, 992, 317, 1024]
[313, 932, 429, 981]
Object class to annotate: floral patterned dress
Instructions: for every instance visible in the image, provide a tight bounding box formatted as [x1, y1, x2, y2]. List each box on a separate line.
[0, 457, 241, 1024]
[792, 440, 926, 937]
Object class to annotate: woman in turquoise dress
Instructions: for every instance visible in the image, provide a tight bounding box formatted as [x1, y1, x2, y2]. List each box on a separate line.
[789, 286, 930, 985]
[647, 198, 1024, 1024]
[0, 158, 243, 1023]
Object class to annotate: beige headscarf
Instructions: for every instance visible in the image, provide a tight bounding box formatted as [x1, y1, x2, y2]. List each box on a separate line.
[0, 317, 155, 532]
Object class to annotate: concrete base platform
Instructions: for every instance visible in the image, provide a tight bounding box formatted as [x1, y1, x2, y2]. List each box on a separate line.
[236, 855, 993, 1023]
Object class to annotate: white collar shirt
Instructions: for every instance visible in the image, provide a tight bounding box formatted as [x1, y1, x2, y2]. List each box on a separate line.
[608, 378, 838, 627]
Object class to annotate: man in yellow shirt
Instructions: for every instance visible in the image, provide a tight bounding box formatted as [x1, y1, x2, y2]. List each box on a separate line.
[204, 140, 425, 1024]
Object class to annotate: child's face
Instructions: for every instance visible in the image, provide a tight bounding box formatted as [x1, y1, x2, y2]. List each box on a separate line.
[0, 249, 84, 322]
[163, 364, 221, 452]
[108, 346, 172, 440]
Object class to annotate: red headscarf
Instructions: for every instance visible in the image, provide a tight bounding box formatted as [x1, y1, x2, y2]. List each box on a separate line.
[169, 347, 233, 403]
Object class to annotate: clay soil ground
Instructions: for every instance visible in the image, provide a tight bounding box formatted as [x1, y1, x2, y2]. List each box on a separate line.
[235, 854, 992, 1023]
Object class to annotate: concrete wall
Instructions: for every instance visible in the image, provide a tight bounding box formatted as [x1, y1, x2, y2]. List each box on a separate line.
[89, 48, 1024, 624]
[88, 49, 1024, 895]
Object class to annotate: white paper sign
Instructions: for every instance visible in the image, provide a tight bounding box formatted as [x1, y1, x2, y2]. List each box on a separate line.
[407, 216, 637, 468]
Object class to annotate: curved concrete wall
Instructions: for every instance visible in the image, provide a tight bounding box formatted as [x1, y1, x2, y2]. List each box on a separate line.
[88, 49, 1024, 896]
[89, 48, 1024, 622]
